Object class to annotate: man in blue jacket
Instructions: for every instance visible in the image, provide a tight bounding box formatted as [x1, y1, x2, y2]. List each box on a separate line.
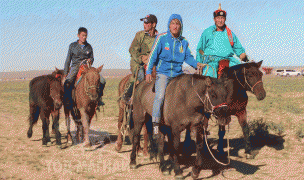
[146, 14, 205, 134]
[196, 4, 249, 78]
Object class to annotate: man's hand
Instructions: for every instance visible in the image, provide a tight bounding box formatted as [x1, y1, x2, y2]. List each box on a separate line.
[141, 55, 149, 64]
[197, 62, 207, 75]
[146, 74, 152, 83]
[87, 59, 92, 65]
[240, 53, 249, 62]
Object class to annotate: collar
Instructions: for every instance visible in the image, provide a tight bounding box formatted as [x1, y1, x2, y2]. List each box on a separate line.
[76, 40, 88, 46]
[144, 29, 158, 37]
[167, 30, 182, 41]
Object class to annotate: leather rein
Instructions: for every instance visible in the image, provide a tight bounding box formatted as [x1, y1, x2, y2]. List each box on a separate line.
[234, 67, 262, 93]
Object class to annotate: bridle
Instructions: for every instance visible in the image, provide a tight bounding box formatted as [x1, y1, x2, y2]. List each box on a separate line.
[234, 67, 262, 93]
[192, 76, 227, 114]
[84, 72, 100, 100]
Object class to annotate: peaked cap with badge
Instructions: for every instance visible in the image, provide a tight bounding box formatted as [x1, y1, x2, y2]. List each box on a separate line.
[213, 3, 227, 18]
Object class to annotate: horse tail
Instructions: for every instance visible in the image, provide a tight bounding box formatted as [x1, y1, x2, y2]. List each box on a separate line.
[27, 105, 40, 138]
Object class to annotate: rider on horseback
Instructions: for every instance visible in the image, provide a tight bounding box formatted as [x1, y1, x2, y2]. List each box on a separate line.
[196, 3, 249, 79]
[122, 14, 158, 103]
[146, 14, 206, 135]
[63, 27, 106, 110]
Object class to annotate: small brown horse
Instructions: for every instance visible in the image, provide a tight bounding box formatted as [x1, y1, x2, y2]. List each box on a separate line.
[27, 70, 64, 147]
[215, 60, 266, 158]
[65, 64, 104, 147]
[130, 74, 234, 179]
[116, 66, 156, 155]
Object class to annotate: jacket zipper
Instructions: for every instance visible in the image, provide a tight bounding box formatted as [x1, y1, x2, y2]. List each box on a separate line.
[172, 39, 176, 77]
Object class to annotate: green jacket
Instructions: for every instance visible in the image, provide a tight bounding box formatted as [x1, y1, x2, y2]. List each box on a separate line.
[129, 30, 158, 72]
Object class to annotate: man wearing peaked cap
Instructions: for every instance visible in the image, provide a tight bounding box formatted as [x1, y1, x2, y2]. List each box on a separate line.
[196, 3, 249, 79]
[121, 14, 159, 103]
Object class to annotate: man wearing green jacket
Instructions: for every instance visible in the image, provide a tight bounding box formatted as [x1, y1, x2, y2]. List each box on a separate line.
[196, 4, 249, 79]
[122, 14, 158, 103]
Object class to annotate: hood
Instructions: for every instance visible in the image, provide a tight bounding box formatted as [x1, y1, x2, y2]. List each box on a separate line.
[167, 14, 183, 38]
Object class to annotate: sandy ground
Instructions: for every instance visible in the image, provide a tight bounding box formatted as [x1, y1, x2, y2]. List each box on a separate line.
[1, 106, 304, 180]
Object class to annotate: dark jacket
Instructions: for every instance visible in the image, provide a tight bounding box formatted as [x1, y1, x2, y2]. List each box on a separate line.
[64, 41, 94, 75]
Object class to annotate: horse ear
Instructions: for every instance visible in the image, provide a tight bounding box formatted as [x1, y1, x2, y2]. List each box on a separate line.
[97, 65, 104, 73]
[257, 60, 263, 68]
[55, 67, 59, 71]
[205, 76, 212, 87]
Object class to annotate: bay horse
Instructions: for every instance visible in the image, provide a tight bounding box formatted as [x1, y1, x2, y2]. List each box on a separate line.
[116, 66, 156, 156]
[130, 74, 234, 179]
[27, 71, 64, 147]
[214, 60, 266, 159]
[64, 64, 104, 147]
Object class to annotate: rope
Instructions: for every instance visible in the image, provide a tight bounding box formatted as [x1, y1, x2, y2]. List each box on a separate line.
[204, 127, 230, 166]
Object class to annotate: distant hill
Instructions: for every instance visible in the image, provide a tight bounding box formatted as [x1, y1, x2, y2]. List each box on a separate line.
[0, 69, 131, 80]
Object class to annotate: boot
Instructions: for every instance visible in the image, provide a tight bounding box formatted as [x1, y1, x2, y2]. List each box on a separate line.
[63, 81, 74, 110]
[97, 83, 105, 112]
[122, 81, 134, 103]
[152, 122, 159, 140]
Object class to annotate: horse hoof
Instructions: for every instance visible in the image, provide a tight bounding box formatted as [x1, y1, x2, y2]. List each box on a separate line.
[115, 142, 122, 152]
[162, 171, 170, 176]
[246, 153, 254, 159]
[129, 164, 137, 169]
[57, 145, 63, 149]
[47, 142, 52, 147]
[175, 175, 184, 180]
[191, 171, 199, 179]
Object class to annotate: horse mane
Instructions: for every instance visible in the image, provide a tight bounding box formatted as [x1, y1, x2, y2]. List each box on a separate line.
[224, 62, 260, 78]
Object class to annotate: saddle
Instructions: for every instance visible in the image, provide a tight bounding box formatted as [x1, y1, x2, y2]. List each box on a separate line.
[75, 64, 88, 87]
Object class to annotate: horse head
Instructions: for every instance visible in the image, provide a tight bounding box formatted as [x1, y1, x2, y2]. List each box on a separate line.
[49, 77, 64, 110]
[242, 61, 266, 100]
[82, 65, 103, 101]
[204, 76, 233, 126]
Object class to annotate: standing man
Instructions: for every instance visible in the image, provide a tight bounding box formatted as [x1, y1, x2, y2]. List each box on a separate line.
[196, 4, 249, 79]
[122, 14, 158, 103]
[63, 27, 106, 110]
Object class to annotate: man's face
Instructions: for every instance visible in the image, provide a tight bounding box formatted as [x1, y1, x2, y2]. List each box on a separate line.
[214, 16, 226, 29]
[143, 22, 154, 32]
[77, 32, 87, 44]
[169, 19, 181, 37]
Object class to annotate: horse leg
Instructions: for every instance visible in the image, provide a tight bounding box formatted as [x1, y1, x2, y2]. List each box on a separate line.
[129, 119, 144, 169]
[236, 110, 253, 159]
[41, 109, 51, 146]
[191, 126, 204, 179]
[158, 124, 168, 175]
[172, 130, 183, 179]
[115, 104, 124, 152]
[27, 104, 39, 138]
[52, 110, 62, 148]
[79, 108, 91, 147]
[217, 125, 226, 154]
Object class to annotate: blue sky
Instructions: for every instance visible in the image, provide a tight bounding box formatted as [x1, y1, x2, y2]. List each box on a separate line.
[1, 0, 303, 72]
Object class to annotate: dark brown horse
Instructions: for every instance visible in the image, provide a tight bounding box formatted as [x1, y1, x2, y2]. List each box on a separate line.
[64, 64, 104, 147]
[130, 74, 234, 179]
[27, 71, 64, 147]
[215, 60, 266, 158]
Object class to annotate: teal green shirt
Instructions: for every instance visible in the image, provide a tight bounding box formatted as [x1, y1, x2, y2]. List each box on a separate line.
[196, 25, 245, 63]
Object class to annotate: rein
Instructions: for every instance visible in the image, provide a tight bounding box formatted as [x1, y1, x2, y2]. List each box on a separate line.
[234, 68, 262, 93]
[191, 76, 227, 114]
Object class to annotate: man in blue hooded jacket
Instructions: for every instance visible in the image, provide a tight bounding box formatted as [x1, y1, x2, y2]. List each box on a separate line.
[146, 14, 206, 135]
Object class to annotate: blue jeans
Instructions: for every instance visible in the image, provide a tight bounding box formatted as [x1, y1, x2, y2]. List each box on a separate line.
[152, 74, 174, 123]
